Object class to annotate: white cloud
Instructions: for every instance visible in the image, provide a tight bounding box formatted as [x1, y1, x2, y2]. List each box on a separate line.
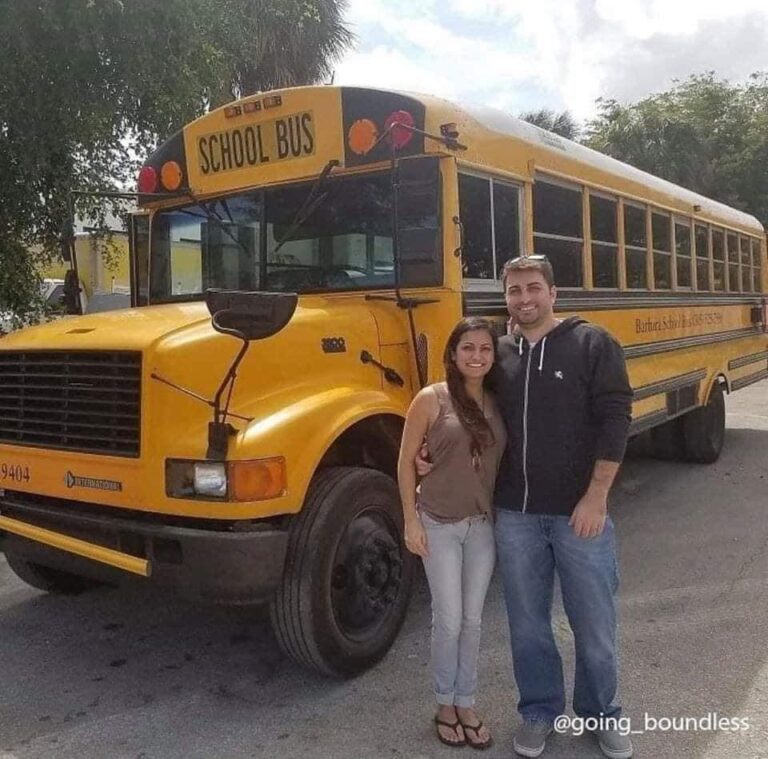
[335, 0, 768, 122]
[334, 46, 460, 100]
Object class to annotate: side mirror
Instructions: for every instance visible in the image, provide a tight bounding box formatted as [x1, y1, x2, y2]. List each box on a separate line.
[395, 155, 442, 288]
[205, 290, 298, 341]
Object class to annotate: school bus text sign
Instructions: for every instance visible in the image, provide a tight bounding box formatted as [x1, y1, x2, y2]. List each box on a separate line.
[197, 111, 316, 176]
[634, 311, 724, 336]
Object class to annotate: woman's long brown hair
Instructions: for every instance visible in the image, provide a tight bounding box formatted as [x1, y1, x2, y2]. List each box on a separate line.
[442, 317, 498, 462]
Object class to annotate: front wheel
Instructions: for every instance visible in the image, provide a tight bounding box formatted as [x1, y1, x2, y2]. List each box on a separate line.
[682, 383, 726, 463]
[270, 467, 415, 677]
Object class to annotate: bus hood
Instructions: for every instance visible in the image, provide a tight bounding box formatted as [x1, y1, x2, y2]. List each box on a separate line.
[0, 303, 213, 352]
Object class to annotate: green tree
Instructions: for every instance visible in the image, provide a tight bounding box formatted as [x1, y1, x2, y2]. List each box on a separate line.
[0, 0, 352, 317]
[584, 72, 768, 225]
[520, 108, 580, 140]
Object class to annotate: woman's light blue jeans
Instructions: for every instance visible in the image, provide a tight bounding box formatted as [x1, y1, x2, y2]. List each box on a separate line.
[421, 511, 496, 708]
[494, 508, 621, 724]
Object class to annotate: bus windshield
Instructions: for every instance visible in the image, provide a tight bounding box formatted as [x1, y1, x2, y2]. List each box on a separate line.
[149, 172, 398, 302]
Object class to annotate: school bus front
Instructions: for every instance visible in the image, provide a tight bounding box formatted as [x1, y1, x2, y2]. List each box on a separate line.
[0, 85, 466, 678]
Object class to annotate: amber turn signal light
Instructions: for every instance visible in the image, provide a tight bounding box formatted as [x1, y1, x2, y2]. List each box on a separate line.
[229, 458, 286, 502]
[160, 160, 183, 191]
[348, 118, 379, 155]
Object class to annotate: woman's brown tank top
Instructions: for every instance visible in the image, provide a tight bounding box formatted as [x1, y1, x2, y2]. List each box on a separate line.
[418, 382, 507, 521]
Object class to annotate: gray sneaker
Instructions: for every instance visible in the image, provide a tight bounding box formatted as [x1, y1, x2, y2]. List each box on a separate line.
[596, 729, 634, 759]
[513, 720, 553, 758]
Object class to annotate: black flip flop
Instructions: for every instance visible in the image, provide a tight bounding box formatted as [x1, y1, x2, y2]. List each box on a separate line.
[434, 716, 467, 748]
[458, 718, 494, 750]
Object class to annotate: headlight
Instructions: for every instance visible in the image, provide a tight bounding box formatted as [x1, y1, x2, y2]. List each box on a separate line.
[165, 458, 286, 502]
[193, 463, 227, 497]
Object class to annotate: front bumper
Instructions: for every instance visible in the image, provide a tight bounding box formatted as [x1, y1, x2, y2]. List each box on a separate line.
[0, 491, 288, 605]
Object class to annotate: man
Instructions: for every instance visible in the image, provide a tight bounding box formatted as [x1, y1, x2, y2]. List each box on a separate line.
[492, 255, 633, 759]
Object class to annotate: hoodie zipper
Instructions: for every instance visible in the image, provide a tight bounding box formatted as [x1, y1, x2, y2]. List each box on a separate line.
[521, 343, 534, 513]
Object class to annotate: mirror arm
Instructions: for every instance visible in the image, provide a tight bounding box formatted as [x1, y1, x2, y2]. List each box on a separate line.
[211, 335, 250, 423]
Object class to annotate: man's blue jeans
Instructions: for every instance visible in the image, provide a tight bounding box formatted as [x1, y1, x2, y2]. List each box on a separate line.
[494, 508, 621, 724]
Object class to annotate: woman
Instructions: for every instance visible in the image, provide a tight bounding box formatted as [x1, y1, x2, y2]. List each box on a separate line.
[398, 317, 506, 750]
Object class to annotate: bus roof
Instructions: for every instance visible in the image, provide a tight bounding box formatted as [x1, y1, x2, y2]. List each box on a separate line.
[144, 85, 764, 235]
[403, 89, 763, 234]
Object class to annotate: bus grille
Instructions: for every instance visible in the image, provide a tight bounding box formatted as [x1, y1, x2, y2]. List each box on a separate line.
[0, 351, 142, 457]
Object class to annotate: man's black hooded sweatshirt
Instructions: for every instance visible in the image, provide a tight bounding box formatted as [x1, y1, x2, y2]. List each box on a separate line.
[492, 316, 632, 517]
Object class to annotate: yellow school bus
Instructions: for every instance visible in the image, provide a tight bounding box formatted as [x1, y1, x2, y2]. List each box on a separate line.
[0, 86, 765, 676]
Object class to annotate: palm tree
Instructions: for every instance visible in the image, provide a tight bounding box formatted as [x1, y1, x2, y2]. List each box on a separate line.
[520, 108, 580, 141]
[232, 0, 354, 98]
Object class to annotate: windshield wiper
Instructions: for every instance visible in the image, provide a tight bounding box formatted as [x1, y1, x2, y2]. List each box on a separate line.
[269, 159, 339, 259]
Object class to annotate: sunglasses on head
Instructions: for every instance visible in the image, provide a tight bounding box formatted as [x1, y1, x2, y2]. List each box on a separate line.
[507, 254, 549, 264]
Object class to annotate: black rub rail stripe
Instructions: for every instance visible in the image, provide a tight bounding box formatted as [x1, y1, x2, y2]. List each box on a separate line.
[728, 351, 768, 370]
[730, 368, 768, 391]
[632, 369, 707, 402]
[629, 409, 668, 436]
[624, 328, 759, 359]
[463, 292, 764, 314]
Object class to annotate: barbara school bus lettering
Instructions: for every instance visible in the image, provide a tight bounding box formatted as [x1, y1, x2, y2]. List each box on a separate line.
[198, 111, 315, 175]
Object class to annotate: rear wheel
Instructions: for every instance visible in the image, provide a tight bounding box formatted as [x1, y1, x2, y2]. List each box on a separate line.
[650, 417, 685, 460]
[682, 383, 726, 463]
[4, 552, 102, 595]
[270, 466, 415, 677]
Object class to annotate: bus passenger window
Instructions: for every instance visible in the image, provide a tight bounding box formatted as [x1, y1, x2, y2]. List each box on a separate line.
[712, 229, 726, 291]
[739, 236, 751, 293]
[624, 204, 647, 289]
[751, 238, 762, 292]
[459, 174, 493, 279]
[695, 224, 710, 291]
[492, 181, 521, 266]
[727, 232, 739, 291]
[533, 179, 583, 287]
[652, 211, 671, 290]
[590, 194, 618, 288]
[675, 220, 692, 288]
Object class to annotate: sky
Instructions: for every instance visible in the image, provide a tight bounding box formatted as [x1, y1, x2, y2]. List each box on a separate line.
[334, 0, 768, 123]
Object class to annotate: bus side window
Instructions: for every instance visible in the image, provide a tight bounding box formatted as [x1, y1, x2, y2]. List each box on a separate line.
[675, 219, 692, 289]
[533, 178, 583, 287]
[590, 194, 618, 288]
[751, 238, 762, 292]
[492, 181, 521, 268]
[458, 174, 493, 279]
[727, 232, 739, 291]
[712, 228, 726, 292]
[652, 211, 672, 290]
[739, 235, 751, 292]
[695, 224, 710, 291]
[624, 204, 648, 289]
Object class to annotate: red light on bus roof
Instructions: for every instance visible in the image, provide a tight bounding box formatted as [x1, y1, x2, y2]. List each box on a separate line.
[138, 165, 157, 194]
[385, 110, 415, 149]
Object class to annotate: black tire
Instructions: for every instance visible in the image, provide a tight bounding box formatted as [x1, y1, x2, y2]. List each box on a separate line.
[650, 417, 685, 461]
[682, 383, 726, 464]
[270, 466, 415, 678]
[4, 552, 102, 595]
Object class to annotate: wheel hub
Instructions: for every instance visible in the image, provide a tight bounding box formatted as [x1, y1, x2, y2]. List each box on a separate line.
[330, 511, 403, 638]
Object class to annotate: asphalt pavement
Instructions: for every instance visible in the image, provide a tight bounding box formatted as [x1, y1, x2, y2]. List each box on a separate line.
[1, 380, 767, 759]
